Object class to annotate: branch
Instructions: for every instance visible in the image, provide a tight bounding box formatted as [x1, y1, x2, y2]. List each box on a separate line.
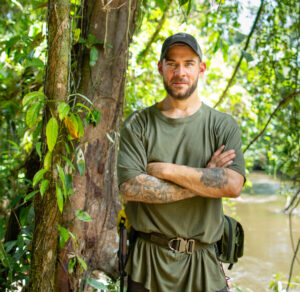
[243, 91, 300, 153]
[286, 239, 300, 292]
[214, 0, 265, 108]
[137, 0, 174, 64]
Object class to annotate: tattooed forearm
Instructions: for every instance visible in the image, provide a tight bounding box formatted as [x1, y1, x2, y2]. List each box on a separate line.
[199, 168, 229, 188]
[120, 174, 197, 203]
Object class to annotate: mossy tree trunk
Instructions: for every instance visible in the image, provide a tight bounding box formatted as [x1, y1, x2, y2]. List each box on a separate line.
[55, 0, 139, 291]
[29, 0, 71, 291]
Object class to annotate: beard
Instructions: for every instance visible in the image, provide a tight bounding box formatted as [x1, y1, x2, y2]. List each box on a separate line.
[163, 78, 198, 100]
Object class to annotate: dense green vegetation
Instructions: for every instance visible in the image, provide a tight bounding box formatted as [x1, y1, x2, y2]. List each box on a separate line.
[0, 0, 299, 290]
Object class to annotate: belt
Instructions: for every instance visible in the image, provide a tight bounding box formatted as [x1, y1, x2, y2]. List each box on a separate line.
[136, 231, 212, 254]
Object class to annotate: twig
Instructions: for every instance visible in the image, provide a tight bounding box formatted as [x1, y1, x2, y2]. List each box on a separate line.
[286, 239, 300, 292]
[214, 0, 265, 108]
[137, 0, 174, 64]
[243, 91, 300, 153]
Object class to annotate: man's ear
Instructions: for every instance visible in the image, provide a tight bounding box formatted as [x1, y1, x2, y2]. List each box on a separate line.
[198, 62, 206, 77]
[158, 61, 163, 76]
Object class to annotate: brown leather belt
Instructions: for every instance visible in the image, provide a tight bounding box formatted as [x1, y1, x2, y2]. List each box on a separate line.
[136, 231, 212, 254]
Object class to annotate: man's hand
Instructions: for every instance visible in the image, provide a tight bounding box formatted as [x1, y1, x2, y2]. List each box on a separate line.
[147, 162, 168, 180]
[206, 145, 236, 168]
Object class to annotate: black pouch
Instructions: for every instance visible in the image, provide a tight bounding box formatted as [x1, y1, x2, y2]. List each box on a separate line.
[217, 215, 244, 270]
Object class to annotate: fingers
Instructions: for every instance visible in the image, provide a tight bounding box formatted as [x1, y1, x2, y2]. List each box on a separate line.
[216, 150, 236, 167]
[213, 145, 225, 157]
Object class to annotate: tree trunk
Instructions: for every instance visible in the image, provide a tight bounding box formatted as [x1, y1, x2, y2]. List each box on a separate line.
[29, 0, 71, 290]
[56, 0, 139, 290]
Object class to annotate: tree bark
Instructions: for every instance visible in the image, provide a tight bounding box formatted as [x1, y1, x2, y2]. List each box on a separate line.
[29, 0, 71, 291]
[56, 0, 140, 290]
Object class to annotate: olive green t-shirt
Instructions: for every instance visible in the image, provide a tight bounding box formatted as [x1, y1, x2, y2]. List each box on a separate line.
[117, 103, 245, 291]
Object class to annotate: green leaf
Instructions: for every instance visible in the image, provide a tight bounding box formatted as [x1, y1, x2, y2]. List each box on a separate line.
[77, 160, 85, 176]
[154, 0, 165, 10]
[65, 174, 73, 194]
[58, 102, 70, 121]
[57, 164, 67, 199]
[68, 231, 78, 248]
[76, 210, 92, 222]
[61, 155, 76, 171]
[46, 117, 59, 152]
[26, 102, 42, 128]
[39, 179, 49, 198]
[24, 190, 39, 203]
[0, 242, 9, 268]
[89, 46, 98, 67]
[242, 50, 254, 62]
[56, 183, 64, 213]
[86, 278, 108, 290]
[77, 256, 87, 271]
[234, 31, 247, 44]
[36, 142, 42, 160]
[20, 206, 30, 226]
[44, 151, 52, 170]
[68, 257, 76, 274]
[76, 114, 84, 138]
[24, 58, 44, 68]
[22, 91, 45, 107]
[87, 109, 101, 125]
[58, 225, 70, 248]
[33, 169, 48, 187]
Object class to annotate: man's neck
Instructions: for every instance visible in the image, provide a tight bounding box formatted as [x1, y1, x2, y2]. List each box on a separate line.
[157, 94, 202, 118]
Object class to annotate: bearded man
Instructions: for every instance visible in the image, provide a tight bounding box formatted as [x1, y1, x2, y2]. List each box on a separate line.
[117, 33, 245, 292]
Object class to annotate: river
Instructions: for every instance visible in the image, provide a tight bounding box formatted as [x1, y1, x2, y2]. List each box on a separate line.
[225, 172, 300, 292]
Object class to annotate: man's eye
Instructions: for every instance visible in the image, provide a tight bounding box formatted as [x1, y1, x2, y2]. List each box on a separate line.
[186, 63, 193, 66]
[167, 63, 175, 66]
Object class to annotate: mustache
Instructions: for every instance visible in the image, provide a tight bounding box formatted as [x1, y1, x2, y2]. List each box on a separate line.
[171, 78, 189, 83]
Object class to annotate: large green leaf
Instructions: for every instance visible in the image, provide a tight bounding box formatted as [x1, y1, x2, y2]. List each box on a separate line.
[77, 256, 87, 271]
[58, 224, 70, 248]
[39, 179, 49, 198]
[26, 102, 42, 128]
[58, 102, 70, 121]
[46, 117, 59, 152]
[22, 91, 45, 107]
[86, 278, 108, 290]
[33, 169, 48, 187]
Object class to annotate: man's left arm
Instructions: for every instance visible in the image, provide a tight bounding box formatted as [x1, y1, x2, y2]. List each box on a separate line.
[147, 162, 244, 199]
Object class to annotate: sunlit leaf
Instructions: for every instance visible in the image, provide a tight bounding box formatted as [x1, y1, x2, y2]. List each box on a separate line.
[46, 117, 59, 152]
[74, 28, 81, 42]
[76, 114, 84, 138]
[68, 257, 76, 274]
[33, 169, 48, 187]
[76, 210, 92, 222]
[64, 115, 79, 138]
[40, 179, 49, 198]
[77, 256, 87, 271]
[24, 190, 39, 203]
[22, 91, 45, 107]
[58, 102, 70, 121]
[44, 151, 52, 170]
[85, 278, 108, 290]
[26, 102, 42, 128]
[56, 183, 64, 213]
[58, 224, 70, 248]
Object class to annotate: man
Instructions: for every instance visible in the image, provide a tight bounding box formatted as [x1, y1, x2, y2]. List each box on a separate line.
[117, 33, 245, 292]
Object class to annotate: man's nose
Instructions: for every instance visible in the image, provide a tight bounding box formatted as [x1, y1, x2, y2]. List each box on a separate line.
[174, 64, 186, 76]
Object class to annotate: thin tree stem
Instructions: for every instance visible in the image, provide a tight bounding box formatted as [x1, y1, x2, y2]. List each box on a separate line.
[214, 0, 264, 108]
[243, 91, 300, 153]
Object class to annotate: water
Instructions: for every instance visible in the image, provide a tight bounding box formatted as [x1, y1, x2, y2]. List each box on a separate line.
[225, 172, 300, 292]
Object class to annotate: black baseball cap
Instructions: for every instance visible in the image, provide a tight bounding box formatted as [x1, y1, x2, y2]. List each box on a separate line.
[160, 33, 203, 62]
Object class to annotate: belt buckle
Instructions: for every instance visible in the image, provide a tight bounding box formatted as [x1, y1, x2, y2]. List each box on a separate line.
[168, 237, 186, 253]
[186, 239, 195, 254]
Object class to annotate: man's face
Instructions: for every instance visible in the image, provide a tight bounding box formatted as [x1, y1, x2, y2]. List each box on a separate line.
[158, 44, 205, 100]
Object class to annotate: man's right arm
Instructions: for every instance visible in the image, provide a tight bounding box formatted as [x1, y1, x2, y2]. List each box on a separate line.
[120, 174, 198, 204]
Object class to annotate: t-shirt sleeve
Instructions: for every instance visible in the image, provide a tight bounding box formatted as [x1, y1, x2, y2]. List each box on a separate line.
[117, 113, 147, 186]
[217, 116, 246, 180]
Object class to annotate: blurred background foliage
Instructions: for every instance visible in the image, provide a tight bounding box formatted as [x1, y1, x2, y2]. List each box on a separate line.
[0, 0, 299, 289]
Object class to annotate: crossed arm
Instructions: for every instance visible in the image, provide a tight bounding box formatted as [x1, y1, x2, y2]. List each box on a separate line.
[120, 145, 244, 204]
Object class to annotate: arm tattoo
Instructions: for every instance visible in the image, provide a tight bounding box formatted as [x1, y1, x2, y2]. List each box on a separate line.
[120, 174, 196, 204]
[200, 168, 228, 188]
